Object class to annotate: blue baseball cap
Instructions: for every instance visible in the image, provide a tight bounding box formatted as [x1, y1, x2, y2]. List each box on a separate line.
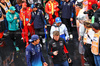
[55, 17, 62, 23]
[31, 4, 36, 9]
[10, 6, 16, 11]
[29, 35, 39, 42]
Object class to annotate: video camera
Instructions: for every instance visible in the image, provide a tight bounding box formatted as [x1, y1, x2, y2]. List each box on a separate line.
[84, 9, 94, 19]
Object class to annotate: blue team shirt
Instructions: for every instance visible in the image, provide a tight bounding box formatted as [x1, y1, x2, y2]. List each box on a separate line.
[26, 43, 45, 66]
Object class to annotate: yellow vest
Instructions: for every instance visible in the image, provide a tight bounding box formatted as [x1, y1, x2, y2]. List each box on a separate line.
[0, 3, 8, 13]
[83, 28, 92, 44]
[91, 31, 100, 55]
[0, 8, 4, 21]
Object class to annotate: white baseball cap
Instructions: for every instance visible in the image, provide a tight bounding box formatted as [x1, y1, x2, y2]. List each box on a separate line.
[77, 0, 83, 2]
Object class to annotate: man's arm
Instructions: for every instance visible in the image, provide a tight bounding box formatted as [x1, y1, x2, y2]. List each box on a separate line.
[48, 41, 54, 56]
[71, 2, 74, 18]
[26, 48, 32, 66]
[6, 13, 14, 22]
[54, 2, 59, 12]
[41, 52, 46, 63]
[64, 25, 69, 40]
[50, 26, 55, 39]
[29, 13, 35, 24]
[45, 3, 50, 14]
[41, 11, 47, 25]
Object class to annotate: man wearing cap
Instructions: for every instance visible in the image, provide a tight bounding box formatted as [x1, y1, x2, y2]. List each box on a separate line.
[20, 3, 34, 47]
[91, 22, 100, 66]
[50, 17, 69, 41]
[6, 6, 20, 51]
[27, 3, 47, 46]
[26, 35, 48, 66]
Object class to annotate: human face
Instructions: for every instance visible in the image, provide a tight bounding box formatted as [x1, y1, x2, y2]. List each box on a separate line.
[53, 35, 59, 41]
[1, 0, 5, 3]
[22, 6, 27, 9]
[32, 7, 37, 12]
[10, 10, 15, 14]
[50, 0, 54, 2]
[65, 0, 69, 2]
[34, 39, 40, 45]
[56, 22, 61, 26]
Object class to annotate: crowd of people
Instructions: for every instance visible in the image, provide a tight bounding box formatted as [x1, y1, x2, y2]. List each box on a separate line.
[0, 0, 100, 66]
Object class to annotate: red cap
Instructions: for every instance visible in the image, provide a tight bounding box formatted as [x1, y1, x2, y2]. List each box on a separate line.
[22, 3, 27, 7]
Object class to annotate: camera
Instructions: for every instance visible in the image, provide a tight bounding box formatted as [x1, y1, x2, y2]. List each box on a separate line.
[84, 9, 94, 19]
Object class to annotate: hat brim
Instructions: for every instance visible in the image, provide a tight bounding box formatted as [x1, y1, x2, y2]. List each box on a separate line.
[29, 39, 33, 42]
[56, 21, 61, 23]
[10, 9, 16, 11]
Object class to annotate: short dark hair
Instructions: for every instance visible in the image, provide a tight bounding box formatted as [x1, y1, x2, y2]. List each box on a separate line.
[31, 40, 37, 43]
[17, 0, 22, 4]
[53, 31, 60, 36]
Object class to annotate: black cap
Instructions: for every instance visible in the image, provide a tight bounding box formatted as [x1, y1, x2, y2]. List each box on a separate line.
[92, 4, 98, 10]
[76, 2, 83, 8]
[36, 3, 43, 9]
[91, 22, 100, 30]
[76, 2, 82, 6]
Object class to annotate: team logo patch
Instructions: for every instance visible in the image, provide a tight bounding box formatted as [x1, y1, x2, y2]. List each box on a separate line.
[59, 41, 63, 46]
[52, 43, 56, 47]
[26, 18, 29, 21]
[32, 48, 35, 55]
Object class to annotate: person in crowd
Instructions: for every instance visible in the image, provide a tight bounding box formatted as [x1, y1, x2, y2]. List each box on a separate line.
[88, 0, 97, 10]
[83, 21, 95, 66]
[76, 2, 88, 36]
[9, 0, 17, 6]
[5, 0, 12, 8]
[20, 3, 35, 48]
[6, 6, 20, 51]
[59, 0, 74, 37]
[50, 17, 69, 41]
[91, 4, 100, 24]
[15, 0, 22, 30]
[15, 0, 22, 13]
[84, 4, 98, 21]
[45, 0, 59, 25]
[26, 35, 48, 66]
[27, 3, 47, 46]
[48, 31, 72, 66]
[0, 0, 9, 35]
[0, 8, 6, 47]
[91, 22, 100, 66]
[76, 2, 88, 66]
